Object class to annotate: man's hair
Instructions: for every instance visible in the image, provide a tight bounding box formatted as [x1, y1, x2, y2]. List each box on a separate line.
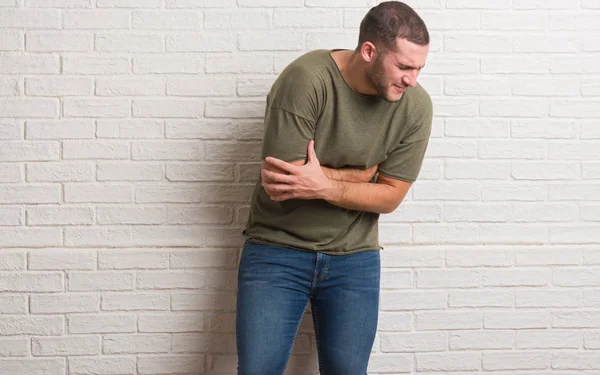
[356, 1, 429, 53]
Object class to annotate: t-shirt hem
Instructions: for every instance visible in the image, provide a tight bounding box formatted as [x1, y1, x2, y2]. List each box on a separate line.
[244, 236, 382, 256]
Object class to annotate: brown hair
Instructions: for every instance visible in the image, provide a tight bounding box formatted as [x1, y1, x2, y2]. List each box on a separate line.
[356, 1, 429, 53]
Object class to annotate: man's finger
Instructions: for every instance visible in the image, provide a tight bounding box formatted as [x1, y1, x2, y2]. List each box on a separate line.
[307, 140, 318, 164]
[262, 169, 295, 184]
[264, 157, 298, 174]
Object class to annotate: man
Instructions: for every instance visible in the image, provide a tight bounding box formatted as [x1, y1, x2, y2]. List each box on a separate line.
[236, 2, 432, 374]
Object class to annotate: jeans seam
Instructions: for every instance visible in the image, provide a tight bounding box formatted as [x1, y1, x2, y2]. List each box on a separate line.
[311, 299, 324, 374]
[281, 298, 310, 375]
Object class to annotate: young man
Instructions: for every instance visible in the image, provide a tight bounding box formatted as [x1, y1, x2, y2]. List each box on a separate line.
[236, 2, 432, 374]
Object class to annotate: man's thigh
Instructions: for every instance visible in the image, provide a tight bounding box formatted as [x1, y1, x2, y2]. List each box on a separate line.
[236, 242, 315, 375]
[310, 250, 381, 375]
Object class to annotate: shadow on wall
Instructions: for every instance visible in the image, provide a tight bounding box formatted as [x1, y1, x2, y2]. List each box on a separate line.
[195, 111, 320, 374]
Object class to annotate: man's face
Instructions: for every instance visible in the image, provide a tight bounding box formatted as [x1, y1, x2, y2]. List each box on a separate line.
[366, 38, 429, 102]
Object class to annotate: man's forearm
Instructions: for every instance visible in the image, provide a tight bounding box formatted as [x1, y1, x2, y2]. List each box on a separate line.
[321, 166, 374, 183]
[323, 180, 404, 214]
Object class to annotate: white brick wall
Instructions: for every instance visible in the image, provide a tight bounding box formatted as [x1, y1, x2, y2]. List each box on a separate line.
[0, 0, 599, 374]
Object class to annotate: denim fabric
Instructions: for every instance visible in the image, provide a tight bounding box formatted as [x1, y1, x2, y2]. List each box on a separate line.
[236, 241, 380, 375]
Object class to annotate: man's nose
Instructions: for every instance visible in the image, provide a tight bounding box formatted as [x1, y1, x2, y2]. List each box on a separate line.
[402, 71, 418, 87]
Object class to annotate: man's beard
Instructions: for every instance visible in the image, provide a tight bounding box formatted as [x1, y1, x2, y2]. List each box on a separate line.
[366, 55, 402, 103]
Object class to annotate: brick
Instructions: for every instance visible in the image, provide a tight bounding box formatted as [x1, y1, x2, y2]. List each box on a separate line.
[169, 249, 238, 269]
[97, 163, 164, 182]
[549, 142, 600, 160]
[171, 332, 235, 353]
[514, 0, 579, 8]
[96, 33, 164, 53]
[63, 10, 130, 29]
[380, 331, 446, 352]
[482, 12, 547, 30]
[137, 355, 204, 374]
[0, 184, 61, 204]
[511, 203, 579, 222]
[26, 162, 94, 182]
[446, 161, 509, 179]
[102, 292, 170, 311]
[26, 119, 94, 140]
[133, 55, 203, 73]
[0, 55, 58, 74]
[133, 99, 203, 118]
[63, 98, 130, 118]
[416, 353, 482, 371]
[98, 250, 168, 270]
[415, 311, 482, 330]
[165, 205, 233, 224]
[28, 249, 95, 270]
[380, 291, 446, 310]
[515, 330, 582, 349]
[238, 31, 303, 51]
[205, 100, 265, 118]
[516, 248, 581, 266]
[516, 289, 581, 308]
[97, 119, 164, 139]
[451, 290, 513, 308]
[0, 272, 63, 292]
[171, 291, 236, 311]
[512, 119, 578, 139]
[0, 337, 28, 356]
[450, 331, 513, 350]
[30, 293, 99, 313]
[0, 119, 23, 140]
[167, 77, 235, 96]
[26, 32, 92, 52]
[64, 183, 133, 203]
[132, 10, 201, 30]
[63, 56, 130, 74]
[0, 251, 25, 270]
[485, 311, 549, 329]
[0, 295, 27, 314]
[0, 359, 65, 375]
[98, 0, 161, 6]
[0, 78, 21, 97]
[167, 0, 235, 6]
[445, 118, 509, 138]
[25, 0, 93, 6]
[69, 357, 136, 375]
[166, 33, 234, 52]
[0, 31, 23, 51]
[0, 316, 63, 335]
[0, 206, 22, 225]
[511, 161, 580, 180]
[32, 336, 98, 356]
[138, 313, 204, 332]
[416, 269, 480, 288]
[205, 55, 272, 74]
[166, 163, 234, 182]
[96, 203, 165, 224]
[103, 334, 170, 354]
[0, 98, 58, 118]
[132, 141, 202, 160]
[444, 203, 510, 222]
[206, 10, 270, 29]
[68, 271, 134, 291]
[0, 9, 60, 28]
[68, 314, 136, 334]
[482, 352, 549, 370]
[445, 34, 511, 52]
[0, 228, 61, 247]
[95, 77, 164, 96]
[479, 140, 546, 159]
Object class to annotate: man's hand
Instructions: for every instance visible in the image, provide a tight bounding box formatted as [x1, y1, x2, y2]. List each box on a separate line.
[261, 140, 333, 201]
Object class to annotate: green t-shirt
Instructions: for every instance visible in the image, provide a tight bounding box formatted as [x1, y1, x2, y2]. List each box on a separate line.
[243, 49, 433, 255]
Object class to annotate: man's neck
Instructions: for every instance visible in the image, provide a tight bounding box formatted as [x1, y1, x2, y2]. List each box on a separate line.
[331, 50, 377, 96]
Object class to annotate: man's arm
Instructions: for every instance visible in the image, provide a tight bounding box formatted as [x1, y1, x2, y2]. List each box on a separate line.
[261, 140, 411, 214]
[262, 160, 377, 184]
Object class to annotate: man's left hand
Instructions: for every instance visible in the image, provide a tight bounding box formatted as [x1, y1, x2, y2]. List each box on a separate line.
[261, 140, 333, 201]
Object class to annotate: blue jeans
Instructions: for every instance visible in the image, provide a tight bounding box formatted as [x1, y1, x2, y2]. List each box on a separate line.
[236, 241, 380, 375]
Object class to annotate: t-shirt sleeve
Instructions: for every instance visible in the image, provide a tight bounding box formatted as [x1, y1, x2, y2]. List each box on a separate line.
[260, 66, 321, 163]
[377, 94, 433, 183]
[261, 107, 316, 162]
